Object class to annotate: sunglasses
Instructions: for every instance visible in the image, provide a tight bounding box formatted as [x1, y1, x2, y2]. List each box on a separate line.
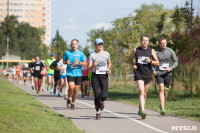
[97, 43, 104, 46]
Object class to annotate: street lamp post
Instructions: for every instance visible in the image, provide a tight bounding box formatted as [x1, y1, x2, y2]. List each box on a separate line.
[6, 0, 9, 69]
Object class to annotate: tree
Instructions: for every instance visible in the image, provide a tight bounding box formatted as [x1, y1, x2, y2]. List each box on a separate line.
[51, 30, 69, 56]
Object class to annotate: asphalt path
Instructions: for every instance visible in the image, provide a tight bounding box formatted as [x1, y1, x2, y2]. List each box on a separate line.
[10, 79, 200, 133]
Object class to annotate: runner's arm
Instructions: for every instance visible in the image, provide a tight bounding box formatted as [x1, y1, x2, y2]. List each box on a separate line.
[151, 49, 159, 66]
[129, 49, 136, 66]
[170, 51, 178, 70]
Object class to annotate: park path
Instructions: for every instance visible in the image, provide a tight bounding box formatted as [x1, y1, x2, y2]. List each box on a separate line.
[10, 80, 200, 133]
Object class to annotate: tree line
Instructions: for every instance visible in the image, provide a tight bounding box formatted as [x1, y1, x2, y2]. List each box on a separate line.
[87, 2, 200, 96]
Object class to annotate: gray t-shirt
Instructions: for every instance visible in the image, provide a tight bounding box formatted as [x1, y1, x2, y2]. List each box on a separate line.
[89, 51, 110, 74]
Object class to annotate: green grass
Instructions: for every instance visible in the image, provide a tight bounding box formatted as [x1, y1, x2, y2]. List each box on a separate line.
[0, 78, 84, 133]
[108, 83, 200, 122]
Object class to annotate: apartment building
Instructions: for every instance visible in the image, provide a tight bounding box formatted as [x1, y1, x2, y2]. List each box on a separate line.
[0, 0, 51, 46]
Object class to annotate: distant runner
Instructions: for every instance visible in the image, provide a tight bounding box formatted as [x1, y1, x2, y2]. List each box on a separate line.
[46, 53, 56, 93]
[29, 58, 35, 90]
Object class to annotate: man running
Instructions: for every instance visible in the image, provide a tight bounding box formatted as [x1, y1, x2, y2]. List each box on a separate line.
[22, 64, 29, 85]
[12, 66, 16, 80]
[16, 65, 21, 84]
[88, 38, 111, 120]
[153, 37, 178, 115]
[46, 53, 56, 93]
[63, 39, 87, 110]
[29, 58, 35, 90]
[31, 56, 44, 96]
[80, 54, 89, 98]
[57, 57, 68, 99]
[129, 35, 159, 119]
[50, 53, 62, 96]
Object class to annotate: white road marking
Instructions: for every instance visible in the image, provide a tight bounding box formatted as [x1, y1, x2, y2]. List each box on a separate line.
[76, 100, 168, 133]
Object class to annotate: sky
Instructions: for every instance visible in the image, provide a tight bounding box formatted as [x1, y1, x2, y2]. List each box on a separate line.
[51, 0, 200, 48]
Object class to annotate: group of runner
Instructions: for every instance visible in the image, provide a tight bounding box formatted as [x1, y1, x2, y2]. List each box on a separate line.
[0, 36, 178, 120]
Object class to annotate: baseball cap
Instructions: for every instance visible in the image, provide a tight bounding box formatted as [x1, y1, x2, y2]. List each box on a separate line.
[95, 38, 104, 45]
[51, 53, 55, 56]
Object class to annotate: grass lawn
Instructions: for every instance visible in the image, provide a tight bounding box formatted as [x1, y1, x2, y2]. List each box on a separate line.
[108, 82, 200, 122]
[0, 78, 84, 133]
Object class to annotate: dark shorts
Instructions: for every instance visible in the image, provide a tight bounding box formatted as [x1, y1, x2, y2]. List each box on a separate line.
[155, 74, 172, 88]
[81, 76, 88, 82]
[67, 76, 81, 85]
[34, 73, 42, 79]
[135, 75, 152, 85]
[23, 73, 27, 77]
[54, 75, 60, 82]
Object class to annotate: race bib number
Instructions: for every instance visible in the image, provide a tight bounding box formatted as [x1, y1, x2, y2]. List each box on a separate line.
[159, 63, 169, 70]
[138, 56, 147, 64]
[35, 66, 40, 71]
[96, 66, 107, 74]
[82, 66, 87, 70]
[70, 63, 79, 68]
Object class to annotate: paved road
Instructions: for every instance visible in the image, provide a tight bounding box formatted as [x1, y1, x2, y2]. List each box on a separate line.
[10, 80, 200, 133]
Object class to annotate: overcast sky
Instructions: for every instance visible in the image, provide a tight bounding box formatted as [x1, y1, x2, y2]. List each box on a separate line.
[51, 0, 200, 47]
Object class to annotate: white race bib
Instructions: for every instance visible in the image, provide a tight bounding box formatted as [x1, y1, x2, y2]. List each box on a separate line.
[159, 63, 169, 70]
[35, 66, 40, 70]
[70, 63, 79, 68]
[138, 56, 148, 64]
[96, 66, 107, 74]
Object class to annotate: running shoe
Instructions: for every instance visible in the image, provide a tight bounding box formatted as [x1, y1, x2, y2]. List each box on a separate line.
[141, 111, 146, 119]
[50, 89, 53, 93]
[160, 109, 166, 115]
[87, 93, 90, 96]
[159, 105, 162, 110]
[96, 112, 101, 120]
[71, 104, 76, 110]
[100, 102, 104, 111]
[81, 94, 84, 98]
[138, 105, 142, 116]
[53, 89, 56, 94]
[64, 96, 68, 100]
[66, 99, 71, 108]
[58, 92, 61, 97]
[47, 86, 49, 91]
[36, 92, 39, 96]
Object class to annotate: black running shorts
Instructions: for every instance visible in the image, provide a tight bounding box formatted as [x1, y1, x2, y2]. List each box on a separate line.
[155, 74, 171, 88]
[67, 76, 81, 85]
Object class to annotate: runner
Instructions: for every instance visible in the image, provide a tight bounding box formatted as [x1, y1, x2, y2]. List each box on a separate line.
[12, 66, 16, 80]
[153, 37, 178, 115]
[63, 39, 87, 110]
[31, 56, 45, 96]
[56, 57, 68, 99]
[16, 65, 21, 84]
[46, 53, 56, 93]
[80, 54, 89, 98]
[50, 53, 62, 96]
[22, 64, 29, 85]
[88, 38, 111, 120]
[129, 35, 159, 119]
[40, 60, 47, 92]
[29, 58, 35, 90]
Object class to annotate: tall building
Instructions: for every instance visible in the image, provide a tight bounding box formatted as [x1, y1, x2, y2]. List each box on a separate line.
[0, 0, 51, 46]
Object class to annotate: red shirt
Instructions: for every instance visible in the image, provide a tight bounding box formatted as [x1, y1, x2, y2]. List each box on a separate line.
[81, 60, 88, 76]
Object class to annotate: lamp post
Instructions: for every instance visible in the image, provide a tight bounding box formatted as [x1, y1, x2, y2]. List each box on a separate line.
[6, 0, 9, 69]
